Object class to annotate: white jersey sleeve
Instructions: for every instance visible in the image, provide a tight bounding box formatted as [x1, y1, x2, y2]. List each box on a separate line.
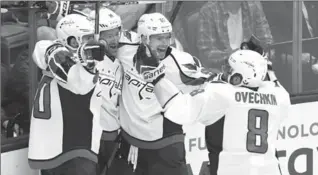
[162, 48, 211, 95]
[32, 40, 96, 95]
[154, 78, 229, 125]
[33, 40, 54, 70]
[62, 62, 97, 95]
[264, 80, 291, 122]
[168, 49, 210, 80]
[177, 52, 210, 79]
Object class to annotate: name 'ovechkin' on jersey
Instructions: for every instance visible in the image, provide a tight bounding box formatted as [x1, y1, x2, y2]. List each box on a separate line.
[235, 91, 277, 105]
[155, 78, 290, 175]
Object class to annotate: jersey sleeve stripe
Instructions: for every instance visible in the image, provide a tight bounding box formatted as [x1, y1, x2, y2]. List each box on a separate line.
[48, 58, 68, 83]
[163, 92, 179, 109]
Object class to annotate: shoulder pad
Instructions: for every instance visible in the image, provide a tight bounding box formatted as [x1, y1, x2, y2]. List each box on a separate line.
[171, 49, 201, 73]
[169, 48, 195, 64]
[33, 40, 56, 70]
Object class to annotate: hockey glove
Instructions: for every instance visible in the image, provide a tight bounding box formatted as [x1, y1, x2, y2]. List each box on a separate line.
[133, 43, 165, 85]
[312, 62, 318, 74]
[240, 35, 266, 57]
[265, 60, 278, 82]
[77, 40, 106, 73]
[45, 43, 76, 83]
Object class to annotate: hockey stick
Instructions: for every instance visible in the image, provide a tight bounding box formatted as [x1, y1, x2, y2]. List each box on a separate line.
[94, 1, 101, 41]
[169, 1, 183, 24]
[100, 133, 122, 175]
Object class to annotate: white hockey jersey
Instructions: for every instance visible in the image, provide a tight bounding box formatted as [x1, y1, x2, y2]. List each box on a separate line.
[29, 40, 103, 169]
[32, 40, 123, 141]
[96, 56, 122, 141]
[117, 31, 209, 146]
[155, 78, 291, 175]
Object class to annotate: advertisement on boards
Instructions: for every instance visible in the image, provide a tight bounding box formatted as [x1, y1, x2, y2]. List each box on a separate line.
[276, 102, 318, 175]
[183, 102, 318, 175]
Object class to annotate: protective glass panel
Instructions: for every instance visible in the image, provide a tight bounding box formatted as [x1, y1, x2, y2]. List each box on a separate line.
[168, 1, 294, 92]
[301, 1, 318, 93]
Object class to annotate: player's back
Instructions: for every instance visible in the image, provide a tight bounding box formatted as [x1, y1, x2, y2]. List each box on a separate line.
[206, 81, 290, 175]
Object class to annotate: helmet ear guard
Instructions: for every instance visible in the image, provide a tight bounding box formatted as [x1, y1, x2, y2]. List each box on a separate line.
[229, 73, 243, 86]
[240, 35, 267, 57]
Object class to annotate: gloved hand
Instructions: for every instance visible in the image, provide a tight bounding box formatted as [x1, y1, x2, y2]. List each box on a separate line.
[45, 43, 76, 82]
[77, 40, 106, 72]
[312, 62, 318, 74]
[133, 44, 165, 85]
[45, 43, 74, 65]
[240, 35, 266, 57]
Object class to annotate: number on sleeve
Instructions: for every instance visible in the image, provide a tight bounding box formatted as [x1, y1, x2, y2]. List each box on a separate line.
[246, 109, 269, 154]
[33, 76, 52, 119]
[190, 89, 205, 96]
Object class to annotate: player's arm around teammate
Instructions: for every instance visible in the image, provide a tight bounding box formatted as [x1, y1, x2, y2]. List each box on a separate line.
[114, 13, 193, 175]
[137, 41, 289, 123]
[33, 14, 104, 94]
[136, 13, 213, 94]
[29, 14, 106, 175]
[139, 44, 291, 175]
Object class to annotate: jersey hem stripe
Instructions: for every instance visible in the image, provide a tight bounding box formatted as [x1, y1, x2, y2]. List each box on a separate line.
[121, 129, 185, 150]
[28, 149, 97, 170]
[101, 130, 119, 141]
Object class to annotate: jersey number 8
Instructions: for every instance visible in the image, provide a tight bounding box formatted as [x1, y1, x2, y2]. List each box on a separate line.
[246, 109, 269, 154]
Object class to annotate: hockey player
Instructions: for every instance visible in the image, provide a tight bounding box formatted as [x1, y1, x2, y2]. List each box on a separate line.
[28, 14, 105, 175]
[87, 8, 128, 174]
[140, 48, 291, 175]
[116, 12, 211, 175]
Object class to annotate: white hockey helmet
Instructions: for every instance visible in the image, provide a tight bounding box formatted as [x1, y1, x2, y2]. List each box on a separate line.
[223, 50, 268, 88]
[89, 8, 122, 33]
[137, 13, 173, 43]
[56, 14, 94, 50]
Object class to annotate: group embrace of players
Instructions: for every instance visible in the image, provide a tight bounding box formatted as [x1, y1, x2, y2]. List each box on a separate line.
[27, 4, 290, 175]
